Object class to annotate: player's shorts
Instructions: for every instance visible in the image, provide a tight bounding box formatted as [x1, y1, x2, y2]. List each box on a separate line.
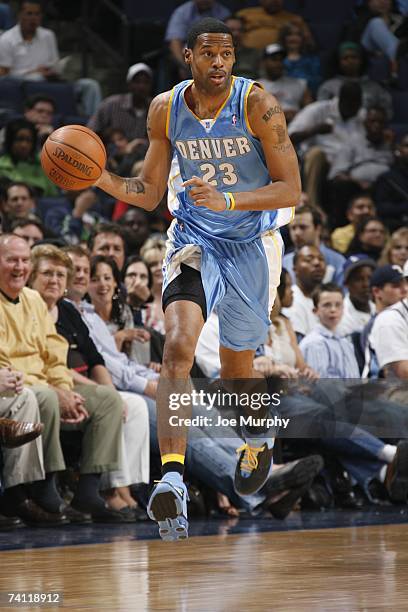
[162, 219, 283, 351]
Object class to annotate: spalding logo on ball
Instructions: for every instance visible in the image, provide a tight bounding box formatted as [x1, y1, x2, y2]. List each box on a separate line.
[41, 125, 107, 191]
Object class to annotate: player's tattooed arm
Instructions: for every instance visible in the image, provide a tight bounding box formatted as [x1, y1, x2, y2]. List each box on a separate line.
[262, 104, 284, 124]
[125, 178, 146, 195]
[251, 91, 292, 153]
[235, 85, 301, 211]
[95, 91, 171, 210]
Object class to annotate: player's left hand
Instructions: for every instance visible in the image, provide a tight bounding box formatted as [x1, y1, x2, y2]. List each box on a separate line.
[182, 176, 226, 212]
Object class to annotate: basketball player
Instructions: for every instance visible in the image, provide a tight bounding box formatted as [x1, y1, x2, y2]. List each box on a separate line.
[96, 18, 301, 540]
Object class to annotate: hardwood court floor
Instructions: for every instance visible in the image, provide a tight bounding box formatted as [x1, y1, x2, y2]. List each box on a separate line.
[1, 523, 408, 611]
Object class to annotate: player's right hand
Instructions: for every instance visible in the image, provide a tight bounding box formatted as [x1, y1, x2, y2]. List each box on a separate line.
[182, 176, 226, 212]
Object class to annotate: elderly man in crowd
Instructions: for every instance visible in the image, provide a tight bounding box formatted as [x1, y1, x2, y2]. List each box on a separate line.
[0, 234, 125, 522]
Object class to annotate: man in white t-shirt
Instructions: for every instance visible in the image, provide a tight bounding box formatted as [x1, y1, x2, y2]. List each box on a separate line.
[370, 297, 408, 378]
[282, 245, 326, 340]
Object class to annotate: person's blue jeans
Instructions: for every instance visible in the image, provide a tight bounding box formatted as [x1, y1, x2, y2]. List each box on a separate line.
[279, 394, 385, 494]
[362, 17, 399, 61]
[74, 78, 102, 117]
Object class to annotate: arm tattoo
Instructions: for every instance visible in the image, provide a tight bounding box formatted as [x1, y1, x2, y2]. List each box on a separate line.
[262, 105, 283, 123]
[273, 124, 287, 144]
[271, 143, 292, 153]
[125, 178, 145, 195]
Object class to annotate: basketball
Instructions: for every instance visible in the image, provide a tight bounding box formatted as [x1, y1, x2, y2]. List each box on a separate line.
[40, 125, 106, 191]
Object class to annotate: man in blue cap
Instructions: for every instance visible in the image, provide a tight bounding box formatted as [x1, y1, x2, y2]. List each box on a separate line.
[337, 254, 377, 336]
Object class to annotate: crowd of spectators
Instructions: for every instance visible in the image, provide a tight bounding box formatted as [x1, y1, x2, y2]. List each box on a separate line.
[1, 0, 408, 529]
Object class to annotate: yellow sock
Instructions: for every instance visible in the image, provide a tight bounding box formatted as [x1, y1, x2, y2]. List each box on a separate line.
[161, 453, 185, 465]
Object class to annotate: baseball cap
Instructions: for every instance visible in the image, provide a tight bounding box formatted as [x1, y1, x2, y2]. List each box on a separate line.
[370, 264, 404, 288]
[338, 41, 361, 58]
[264, 43, 285, 58]
[343, 254, 376, 283]
[126, 63, 153, 82]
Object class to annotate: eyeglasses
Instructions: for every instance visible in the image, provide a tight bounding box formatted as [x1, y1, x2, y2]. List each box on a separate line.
[38, 270, 67, 280]
[125, 272, 148, 280]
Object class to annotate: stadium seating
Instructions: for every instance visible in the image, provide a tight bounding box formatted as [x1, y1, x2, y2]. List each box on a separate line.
[0, 78, 24, 113]
[22, 82, 77, 117]
[392, 91, 408, 122]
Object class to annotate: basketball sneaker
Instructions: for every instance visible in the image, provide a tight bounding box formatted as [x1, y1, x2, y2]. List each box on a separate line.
[234, 438, 274, 495]
[147, 472, 189, 541]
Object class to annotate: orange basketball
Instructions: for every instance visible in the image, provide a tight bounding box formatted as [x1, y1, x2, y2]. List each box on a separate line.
[41, 125, 106, 191]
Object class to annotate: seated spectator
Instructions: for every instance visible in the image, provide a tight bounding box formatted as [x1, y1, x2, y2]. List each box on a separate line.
[140, 238, 167, 335]
[265, 268, 319, 379]
[370, 282, 408, 379]
[361, 264, 407, 377]
[225, 15, 262, 80]
[282, 245, 326, 340]
[88, 222, 127, 273]
[346, 215, 387, 260]
[117, 208, 151, 256]
[40, 188, 102, 245]
[279, 21, 322, 96]
[29, 244, 150, 520]
[88, 62, 152, 145]
[374, 133, 408, 232]
[66, 248, 159, 399]
[300, 283, 361, 377]
[237, 0, 314, 50]
[0, 0, 102, 116]
[23, 94, 56, 145]
[317, 42, 392, 119]
[165, 0, 231, 80]
[331, 192, 376, 254]
[379, 227, 408, 267]
[259, 43, 312, 123]
[337, 255, 377, 336]
[123, 255, 153, 327]
[327, 106, 393, 224]
[0, 93, 55, 151]
[0, 234, 126, 523]
[0, 181, 36, 230]
[283, 204, 345, 286]
[289, 81, 365, 208]
[88, 255, 156, 368]
[0, 119, 58, 196]
[11, 216, 44, 247]
[104, 128, 146, 177]
[351, 0, 408, 76]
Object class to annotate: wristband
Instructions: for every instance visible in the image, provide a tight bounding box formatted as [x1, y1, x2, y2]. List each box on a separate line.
[223, 192, 236, 211]
[228, 192, 236, 210]
[223, 192, 232, 210]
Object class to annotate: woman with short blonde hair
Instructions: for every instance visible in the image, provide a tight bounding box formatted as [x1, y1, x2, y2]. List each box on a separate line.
[379, 227, 408, 268]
